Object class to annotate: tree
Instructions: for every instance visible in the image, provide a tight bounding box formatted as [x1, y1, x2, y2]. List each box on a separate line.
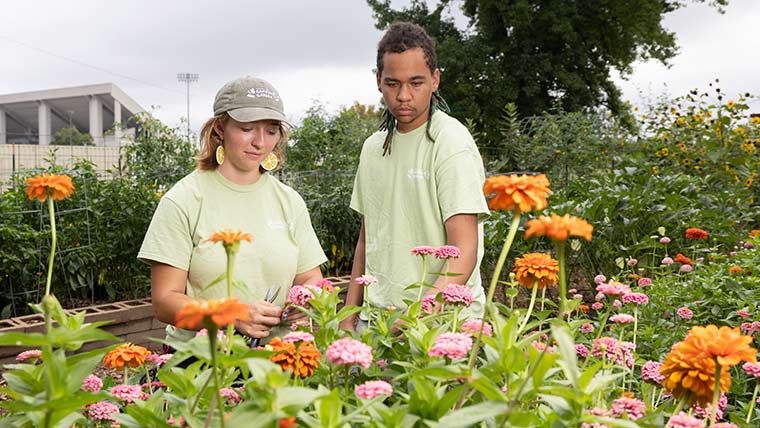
[50, 127, 94, 146]
[367, 0, 727, 148]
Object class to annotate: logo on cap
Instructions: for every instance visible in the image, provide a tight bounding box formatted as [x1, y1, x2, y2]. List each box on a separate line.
[247, 87, 280, 102]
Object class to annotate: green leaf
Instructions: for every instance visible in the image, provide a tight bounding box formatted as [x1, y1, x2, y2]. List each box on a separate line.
[436, 401, 510, 428]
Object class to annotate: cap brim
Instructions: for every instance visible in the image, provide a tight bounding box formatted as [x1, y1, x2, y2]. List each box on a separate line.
[227, 107, 292, 127]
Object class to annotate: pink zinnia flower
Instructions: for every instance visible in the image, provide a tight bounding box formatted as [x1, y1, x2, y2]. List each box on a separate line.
[591, 337, 635, 368]
[326, 337, 373, 368]
[434, 245, 461, 260]
[167, 416, 186, 427]
[110, 384, 143, 403]
[441, 284, 473, 306]
[637, 277, 652, 287]
[146, 353, 173, 367]
[376, 359, 388, 368]
[195, 328, 226, 339]
[314, 279, 335, 292]
[355, 275, 378, 286]
[611, 396, 646, 420]
[667, 411, 705, 428]
[220, 387, 242, 404]
[288, 285, 315, 306]
[410, 246, 436, 256]
[429, 332, 473, 359]
[676, 307, 693, 320]
[744, 242, 755, 249]
[596, 280, 630, 297]
[575, 344, 589, 358]
[580, 323, 595, 334]
[82, 374, 104, 392]
[694, 393, 727, 420]
[641, 360, 665, 384]
[679, 264, 692, 273]
[282, 332, 315, 343]
[421, 294, 437, 314]
[15, 349, 42, 362]
[460, 319, 493, 336]
[662, 257, 674, 265]
[594, 274, 607, 285]
[591, 302, 603, 311]
[87, 401, 120, 422]
[622, 292, 649, 305]
[744, 362, 760, 378]
[355, 380, 393, 399]
[736, 309, 750, 318]
[627, 258, 638, 267]
[572, 293, 584, 300]
[609, 314, 635, 324]
[660, 236, 671, 244]
[612, 299, 622, 308]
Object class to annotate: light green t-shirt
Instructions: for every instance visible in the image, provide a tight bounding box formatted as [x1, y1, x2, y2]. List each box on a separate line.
[138, 169, 327, 341]
[350, 110, 490, 317]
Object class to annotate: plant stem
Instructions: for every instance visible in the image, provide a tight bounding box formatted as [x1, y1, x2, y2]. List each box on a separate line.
[746, 382, 759, 423]
[209, 328, 226, 428]
[416, 256, 428, 301]
[45, 198, 56, 297]
[710, 362, 721, 427]
[556, 242, 567, 317]
[517, 282, 538, 334]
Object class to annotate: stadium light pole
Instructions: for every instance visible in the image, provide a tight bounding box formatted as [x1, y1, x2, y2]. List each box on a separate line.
[177, 73, 199, 140]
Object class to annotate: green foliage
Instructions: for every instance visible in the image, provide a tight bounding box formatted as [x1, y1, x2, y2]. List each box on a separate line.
[367, 0, 727, 148]
[283, 103, 380, 275]
[50, 127, 94, 146]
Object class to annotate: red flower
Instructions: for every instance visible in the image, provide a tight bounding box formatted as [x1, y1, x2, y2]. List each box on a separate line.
[685, 228, 708, 240]
[674, 253, 693, 265]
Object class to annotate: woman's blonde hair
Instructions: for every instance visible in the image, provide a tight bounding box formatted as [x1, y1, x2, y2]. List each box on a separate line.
[196, 112, 288, 172]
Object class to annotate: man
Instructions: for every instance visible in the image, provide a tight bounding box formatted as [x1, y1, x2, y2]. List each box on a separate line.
[341, 22, 489, 330]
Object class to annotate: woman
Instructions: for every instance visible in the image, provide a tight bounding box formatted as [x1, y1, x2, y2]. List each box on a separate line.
[138, 76, 326, 344]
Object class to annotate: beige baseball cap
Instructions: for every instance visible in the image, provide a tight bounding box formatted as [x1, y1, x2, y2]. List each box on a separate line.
[213, 76, 292, 126]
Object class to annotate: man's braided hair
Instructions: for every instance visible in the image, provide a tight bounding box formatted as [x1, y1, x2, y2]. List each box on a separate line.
[376, 22, 449, 156]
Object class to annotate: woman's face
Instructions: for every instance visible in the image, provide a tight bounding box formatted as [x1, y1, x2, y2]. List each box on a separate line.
[217, 117, 280, 177]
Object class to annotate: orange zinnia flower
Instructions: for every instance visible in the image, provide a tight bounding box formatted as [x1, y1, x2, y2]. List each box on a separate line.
[674, 253, 693, 265]
[513, 253, 559, 288]
[750, 230, 760, 238]
[685, 228, 709, 240]
[279, 417, 297, 428]
[175, 298, 250, 330]
[524, 213, 593, 242]
[482, 174, 551, 212]
[206, 229, 253, 246]
[25, 174, 75, 202]
[660, 325, 756, 406]
[103, 343, 152, 369]
[268, 336, 321, 378]
[729, 266, 743, 274]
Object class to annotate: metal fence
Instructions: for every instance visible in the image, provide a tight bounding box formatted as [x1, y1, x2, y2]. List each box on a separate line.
[0, 144, 123, 188]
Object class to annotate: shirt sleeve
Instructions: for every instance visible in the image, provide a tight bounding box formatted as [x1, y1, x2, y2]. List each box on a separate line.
[293, 201, 329, 274]
[435, 145, 491, 223]
[349, 157, 365, 215]
[137, 196, 194, 270]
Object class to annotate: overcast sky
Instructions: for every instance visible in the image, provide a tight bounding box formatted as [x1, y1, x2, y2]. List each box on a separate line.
[1, 0, 758, 135]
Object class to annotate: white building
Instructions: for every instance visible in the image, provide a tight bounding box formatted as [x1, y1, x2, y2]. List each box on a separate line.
[0, 83, 144, 146]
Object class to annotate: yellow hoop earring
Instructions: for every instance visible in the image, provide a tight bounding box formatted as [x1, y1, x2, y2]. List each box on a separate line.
[215, 145, 225, 165]
[261, 152, 279, 171]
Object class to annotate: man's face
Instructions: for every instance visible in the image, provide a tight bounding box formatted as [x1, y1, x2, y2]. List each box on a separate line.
[377, 47, 440, 133]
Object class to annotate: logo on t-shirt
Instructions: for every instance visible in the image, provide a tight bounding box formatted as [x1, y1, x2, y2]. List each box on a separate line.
[407, 168, 430, 180]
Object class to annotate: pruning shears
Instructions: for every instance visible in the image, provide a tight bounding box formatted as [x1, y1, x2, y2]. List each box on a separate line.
[249, 285, 281, 348]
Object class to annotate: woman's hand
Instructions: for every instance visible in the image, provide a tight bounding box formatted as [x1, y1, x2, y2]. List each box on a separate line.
[235, 300, 283, 339]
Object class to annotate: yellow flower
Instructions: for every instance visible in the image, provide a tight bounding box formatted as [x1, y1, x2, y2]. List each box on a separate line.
[652, 166, 659, 175]
[525, 213, 593, 242]
[660, 325, 756, 406]
[482, 174, 551, 213]
[206, 229, 253, 246]
[727, 100, 736, 108]
[25, 174, 75, 202]
[513, 253, 559, 289]
[751, 116, 760, 125]
[175, 298, 251, 330]
[103, 343, 151, 369]
[678, 142, 686, 151]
